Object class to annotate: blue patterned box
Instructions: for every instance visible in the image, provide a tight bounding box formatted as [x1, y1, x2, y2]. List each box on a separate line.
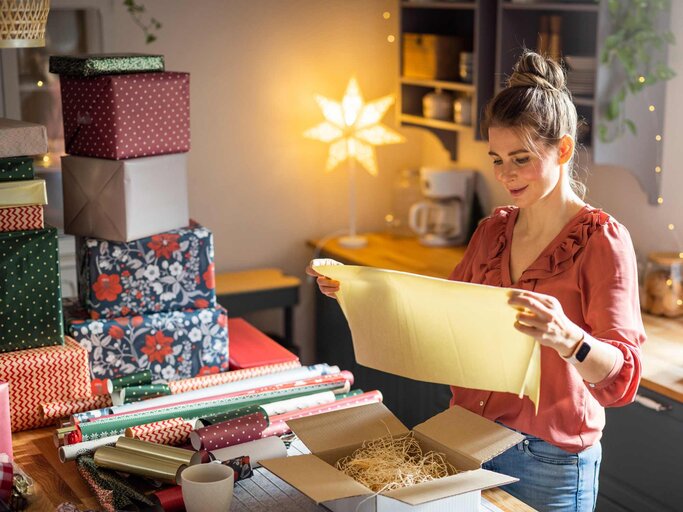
[64, 298, 229, 384]
[77, 224, 216, 319]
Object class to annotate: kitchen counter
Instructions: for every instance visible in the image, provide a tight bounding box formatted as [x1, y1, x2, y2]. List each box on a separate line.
[309, 233, 683, 404]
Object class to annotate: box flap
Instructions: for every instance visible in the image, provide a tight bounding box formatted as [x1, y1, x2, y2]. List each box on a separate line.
[287, 402, 408, 454]
[261, 455, 369, 503]
[414, 406, 524, 465]
[382, 469, 518, 505]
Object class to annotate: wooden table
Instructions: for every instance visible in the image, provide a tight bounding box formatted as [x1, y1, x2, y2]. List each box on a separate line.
[12, 427, 536, 511]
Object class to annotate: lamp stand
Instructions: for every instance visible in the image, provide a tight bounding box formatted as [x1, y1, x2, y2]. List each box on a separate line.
[338, 158, 367, 248]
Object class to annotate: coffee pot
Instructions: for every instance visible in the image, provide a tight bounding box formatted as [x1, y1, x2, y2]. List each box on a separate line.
[408, 168, 476, 247]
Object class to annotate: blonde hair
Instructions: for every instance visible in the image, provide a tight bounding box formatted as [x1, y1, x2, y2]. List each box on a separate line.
[481, 50, 586, 199]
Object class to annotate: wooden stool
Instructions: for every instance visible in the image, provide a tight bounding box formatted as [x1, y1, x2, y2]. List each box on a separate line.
[215, 268, 301, 352]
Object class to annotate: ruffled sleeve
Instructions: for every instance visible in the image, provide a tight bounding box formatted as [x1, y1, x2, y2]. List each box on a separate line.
[579, 219, 645, 407]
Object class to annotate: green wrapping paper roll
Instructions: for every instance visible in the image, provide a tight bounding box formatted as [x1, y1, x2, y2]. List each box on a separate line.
[115, 436, 194, 466]
[107, 371, 153, 393]
[80, 378, 349, 441]
[0, 156, 33, 182]
[49, 54, 165, 76]
[195, 404, 267, 428]
[122, 384, 171, 404]
[94, 446, 186, 484]
[334, 389, 363, 400]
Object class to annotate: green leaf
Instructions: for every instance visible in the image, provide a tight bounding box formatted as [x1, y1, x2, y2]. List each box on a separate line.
[625, 119, 637, 135]
[598, 124, 610, 143]
[146, 33, 156, 44]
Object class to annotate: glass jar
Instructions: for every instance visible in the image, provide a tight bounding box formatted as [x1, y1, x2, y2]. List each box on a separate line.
[422, 89, 453, 121]
[642, 252, 683, 317]
[387, 168, 422, 237]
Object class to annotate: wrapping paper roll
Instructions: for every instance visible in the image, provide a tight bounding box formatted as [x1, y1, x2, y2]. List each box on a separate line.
[195, 404, 265, 428]
[112, 364, 340, 415]
[260, 391, 336, 417]
[152, 485, 185, 512]
[0, 462, 13, 502]
[0, 383, 11, 460]
[41, 395, 113, 420]
[94, 446, 186, 485]
[189, 411, 268, 451]
[78, 373, 352, 442]
[262, 390, 384, 437]
[115, 436, 194, 466]
[107, 371, 152, 393]
[71, 406, 114, 424]
[53, 426, 78, 447]
[167, 360, 301, 394]
[58, 435, 119, 463]
[125, 418, 193, 446]
[193, 436, 287, 467]
[122, 384, 171, 404]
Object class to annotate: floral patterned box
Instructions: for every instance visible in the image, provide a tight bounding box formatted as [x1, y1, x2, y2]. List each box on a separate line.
[77, 224, 216, 319]
[64, 298, 229, 386]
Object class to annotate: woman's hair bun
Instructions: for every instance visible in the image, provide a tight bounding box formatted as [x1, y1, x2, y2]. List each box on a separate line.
[507, 50, 567, 93]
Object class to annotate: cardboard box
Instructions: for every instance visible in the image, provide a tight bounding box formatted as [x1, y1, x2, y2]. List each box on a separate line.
[0, 156, 34, 182]
[261, 402, 523, 512]
[62, 153, 189, 242]
[402, 33, 464, 81]
[76, 223, 216, 319]
[0, 179, 47, 208]
[0, 205, 44, 232]
[0, 338, 91, 431]
[0, 119, 48, 158]
[59, 71, 190, 160]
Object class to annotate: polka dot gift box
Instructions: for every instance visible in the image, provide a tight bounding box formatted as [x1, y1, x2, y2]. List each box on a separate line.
[0, 157, 34, 182]
[59, 72, 190, 160]
[0, 226, 64, 353]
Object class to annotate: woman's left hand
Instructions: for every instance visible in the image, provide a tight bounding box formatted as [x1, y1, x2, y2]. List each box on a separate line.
[507, 290, 584, 357]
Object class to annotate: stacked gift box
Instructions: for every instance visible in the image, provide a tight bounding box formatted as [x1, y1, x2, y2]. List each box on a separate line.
[51, 54, 229, 390]
[0, 119, 94, 434]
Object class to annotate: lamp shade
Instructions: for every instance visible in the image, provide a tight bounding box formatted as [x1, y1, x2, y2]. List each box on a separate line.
[0, 0, 50, 49]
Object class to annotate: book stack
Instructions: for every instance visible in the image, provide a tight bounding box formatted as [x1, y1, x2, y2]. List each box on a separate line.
[51, 54, 229, 391]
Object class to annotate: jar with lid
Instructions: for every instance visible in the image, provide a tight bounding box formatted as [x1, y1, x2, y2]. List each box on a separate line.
[386, 168, 422, 237]
[642, 252, 683, 317]
[422, 89, 453, 121]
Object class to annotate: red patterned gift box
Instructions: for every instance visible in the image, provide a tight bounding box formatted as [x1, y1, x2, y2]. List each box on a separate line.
[59, 72, 190, 160]
[0, 205, 43, 232]
[0, 337, 91, 431]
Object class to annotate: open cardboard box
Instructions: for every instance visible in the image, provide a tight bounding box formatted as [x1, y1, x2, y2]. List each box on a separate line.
[261, 402, 525, 511]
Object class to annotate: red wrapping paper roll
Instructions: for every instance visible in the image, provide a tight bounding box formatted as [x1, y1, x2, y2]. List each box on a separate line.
[189, 411, 268, 451]
[262, 390, 383, 437]
[41, 394, 113, 420]
[167, 360, 301, 394]
[0, 462, 12, 502]
[125, 417, 193, 446]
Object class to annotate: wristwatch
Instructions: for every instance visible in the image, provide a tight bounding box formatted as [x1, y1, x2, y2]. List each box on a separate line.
[562, 337, 591, 365]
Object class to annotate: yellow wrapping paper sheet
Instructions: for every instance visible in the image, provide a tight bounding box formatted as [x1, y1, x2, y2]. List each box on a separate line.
[313, 264, 541, 411]
[0, 179, 47, 207]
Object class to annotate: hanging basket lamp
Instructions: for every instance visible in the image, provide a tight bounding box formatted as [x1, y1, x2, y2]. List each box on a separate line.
[0, 0, 50, 48]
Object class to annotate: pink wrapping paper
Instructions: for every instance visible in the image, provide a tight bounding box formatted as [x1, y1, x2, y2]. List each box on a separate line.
[0, 383, 11, 460]
[262, 390, 384, 437]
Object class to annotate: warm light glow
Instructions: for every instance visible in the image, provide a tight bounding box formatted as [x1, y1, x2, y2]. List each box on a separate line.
[678, 299, 683, 306]
[639, 76, 646, 83]
[655, 134, 662, 141]
[387, 35, 395, 43]
[42, 155, 49, 162]
[37, 80, 44, 87]
[668, 224, 675, 230]
[666, 279, 673, 287]
[649, 105, 656, 112]
[679, 252, 683, 259]
[655, 166, 662, 173]
[658, 197, 664, 204]
[383, 11, 391, 19]
[304, 77, 405, 175]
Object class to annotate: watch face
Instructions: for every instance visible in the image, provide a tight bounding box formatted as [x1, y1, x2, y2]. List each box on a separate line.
[575, 341, 591, 362]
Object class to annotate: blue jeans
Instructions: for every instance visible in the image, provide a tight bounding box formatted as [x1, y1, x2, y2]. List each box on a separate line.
[482, 433, 602, 512]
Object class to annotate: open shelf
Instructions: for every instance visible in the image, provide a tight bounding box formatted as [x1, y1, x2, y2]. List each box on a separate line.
[400, 114, 473, 132]
[400, 77, 476, 93]
[502, 1, 599, 12]
[401, 1, 477, 10]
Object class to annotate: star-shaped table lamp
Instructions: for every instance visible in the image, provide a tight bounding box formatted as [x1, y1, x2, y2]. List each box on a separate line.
[304, 77, 405, 248]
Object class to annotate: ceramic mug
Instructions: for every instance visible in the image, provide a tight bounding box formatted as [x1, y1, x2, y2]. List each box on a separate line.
[181, 463, 235, 512]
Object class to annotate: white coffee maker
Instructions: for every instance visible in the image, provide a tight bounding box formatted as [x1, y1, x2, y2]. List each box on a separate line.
[408, 167, 477, 247]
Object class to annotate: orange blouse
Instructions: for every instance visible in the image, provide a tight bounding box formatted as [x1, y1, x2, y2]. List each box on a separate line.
[449, 205, 645, 453]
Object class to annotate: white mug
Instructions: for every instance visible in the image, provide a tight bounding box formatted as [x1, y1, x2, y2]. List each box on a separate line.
[408, 200, 462, 237]
[181, 463, 235, 512]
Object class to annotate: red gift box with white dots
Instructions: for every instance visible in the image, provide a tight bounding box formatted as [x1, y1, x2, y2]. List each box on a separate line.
[59, 72, 190, 160]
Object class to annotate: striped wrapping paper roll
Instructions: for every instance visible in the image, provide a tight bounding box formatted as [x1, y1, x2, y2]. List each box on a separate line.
[167, 360, 301, 394]
[125, 417, 193, 446]
[78, 373, 352, 441]
[41, 395, 113, 421]
[112, 364, 341, 416]
[106, 370, 153, 393]
[261, 390, 384, 437]
[189, 411, 268, 451]
[195, 404, 266, 428]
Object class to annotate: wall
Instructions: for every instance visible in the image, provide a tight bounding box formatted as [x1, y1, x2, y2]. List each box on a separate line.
[110, 0, 425, 362]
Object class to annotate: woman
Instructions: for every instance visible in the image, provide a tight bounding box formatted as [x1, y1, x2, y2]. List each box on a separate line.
[306, 51, 645, 512]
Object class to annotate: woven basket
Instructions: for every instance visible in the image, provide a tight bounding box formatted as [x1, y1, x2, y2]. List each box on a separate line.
[0, 0, 50, 48]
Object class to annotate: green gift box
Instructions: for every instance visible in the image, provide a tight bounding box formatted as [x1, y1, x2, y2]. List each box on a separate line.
[0, 226, 64, 353]
[49, 53, 165, 77]
[0, 156, 33, 182]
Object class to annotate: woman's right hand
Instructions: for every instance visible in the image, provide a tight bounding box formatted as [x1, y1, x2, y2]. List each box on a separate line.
[305, 258, 342, 298]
